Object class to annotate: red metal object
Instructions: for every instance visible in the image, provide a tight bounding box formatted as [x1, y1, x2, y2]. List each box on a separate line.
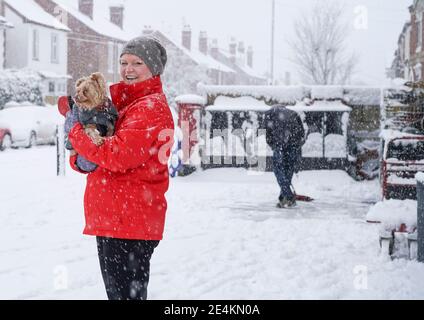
[376, 135, 424, 232]
[381, 136, 424, 200]
[177, 102, 203, 164]
[367, 135, 424, 228]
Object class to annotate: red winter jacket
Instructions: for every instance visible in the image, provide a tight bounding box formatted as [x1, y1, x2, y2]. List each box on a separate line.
[68, 76, 174, 240]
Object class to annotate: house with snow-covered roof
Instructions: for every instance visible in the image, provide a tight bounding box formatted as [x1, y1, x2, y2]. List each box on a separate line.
[392, 0, 424, 82]
[408, 0, 424, 81]
[141, 26, 237, 88]
[180, 26, 266, 85]
[388, 22, 412, 81]
[0, 9, 14, 70]
[141, 25, 266, 88]
[34, 0, 130, 94]
[209, 37, 267, 85]
[2, 0, 70, 104]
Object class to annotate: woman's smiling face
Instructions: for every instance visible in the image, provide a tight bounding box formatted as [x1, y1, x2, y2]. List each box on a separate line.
[120, 54, 153, 84]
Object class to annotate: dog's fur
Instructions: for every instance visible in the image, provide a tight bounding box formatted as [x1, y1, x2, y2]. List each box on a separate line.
[73, 72, 114, 146]
[74, 72, 108, 110]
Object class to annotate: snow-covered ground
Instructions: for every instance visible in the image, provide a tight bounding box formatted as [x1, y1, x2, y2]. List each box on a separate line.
[1, 146, 424, 300]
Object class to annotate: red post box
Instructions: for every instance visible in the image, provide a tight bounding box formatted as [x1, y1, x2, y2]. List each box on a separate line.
[175, 95, 206, 169]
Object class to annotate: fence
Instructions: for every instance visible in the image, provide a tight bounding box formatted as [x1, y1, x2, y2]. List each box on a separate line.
[56, 124, 66, 176]
[418, 176, 424, 262]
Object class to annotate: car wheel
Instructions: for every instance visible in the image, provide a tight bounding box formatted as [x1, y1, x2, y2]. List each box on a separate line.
[0, 133, 12, 151]
[27, 131, 37, 148]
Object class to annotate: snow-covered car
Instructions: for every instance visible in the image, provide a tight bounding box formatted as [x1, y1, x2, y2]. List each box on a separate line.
[0, 104, 63, 148]
[0, 128, 12, 151]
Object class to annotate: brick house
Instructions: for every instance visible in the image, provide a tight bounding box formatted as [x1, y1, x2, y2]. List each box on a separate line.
[142, 25, 266, 87]
[389, 0, 424, 81]
[409, 0, 424, 80]
[35, 0, 131, 95]
[389, 22, 411, 80]
[142, 26, 237, 88]
[2, 0, 70, 103]
[180, 26, 266, 85]
[209, 37, 267, 85]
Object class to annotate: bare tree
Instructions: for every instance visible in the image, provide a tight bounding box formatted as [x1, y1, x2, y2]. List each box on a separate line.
[288, 1, 358, 85]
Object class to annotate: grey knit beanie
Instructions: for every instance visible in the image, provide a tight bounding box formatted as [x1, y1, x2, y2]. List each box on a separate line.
[120, 36, 167, 76]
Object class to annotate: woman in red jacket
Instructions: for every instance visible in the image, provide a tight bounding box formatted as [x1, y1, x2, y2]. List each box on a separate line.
[67, 36, 174, 300]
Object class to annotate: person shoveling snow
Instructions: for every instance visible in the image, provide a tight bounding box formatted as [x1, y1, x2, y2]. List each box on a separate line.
[265, 105, 308, 208]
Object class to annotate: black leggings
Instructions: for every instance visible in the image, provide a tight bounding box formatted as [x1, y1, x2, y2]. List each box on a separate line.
[96, 236, 159, 300]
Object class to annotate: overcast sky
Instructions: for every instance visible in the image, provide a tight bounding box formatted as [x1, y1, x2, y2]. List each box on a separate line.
[92, 0, 411, 85]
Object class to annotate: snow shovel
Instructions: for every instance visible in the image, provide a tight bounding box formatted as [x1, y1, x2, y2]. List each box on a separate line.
[291, 184, 314, 202]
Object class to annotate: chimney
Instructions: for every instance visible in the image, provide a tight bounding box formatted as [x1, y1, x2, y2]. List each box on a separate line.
[237, 41, 245, 66]
[79, 0, 93, 19]
[199, 31, 208, 55]
[110, 5, 124, 29]
[247, 46, 253, 68]
[182, 25, 192, 51]
[229, 37, 237, 64]
[238, 41, 245, 55]
[211, 39, 219, 60]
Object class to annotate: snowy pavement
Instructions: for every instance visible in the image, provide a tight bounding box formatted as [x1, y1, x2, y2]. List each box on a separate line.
[1, 146, 424, 300]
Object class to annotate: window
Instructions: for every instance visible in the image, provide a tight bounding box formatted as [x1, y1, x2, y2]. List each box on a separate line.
[108, 42, 114, 73]
[305, 112, 324, 135]
[32, 29, 39, 61]
[325, 113, 343, 135]
[51, 34, 59, 63]
[400, 38, 405, 61]
[414, 64, 422, 81]
[56, 82, 65, 94]
[49, 82, 55, 93]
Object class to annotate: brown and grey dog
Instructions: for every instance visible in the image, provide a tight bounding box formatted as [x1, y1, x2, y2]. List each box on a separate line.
[73, 72, 118, 147]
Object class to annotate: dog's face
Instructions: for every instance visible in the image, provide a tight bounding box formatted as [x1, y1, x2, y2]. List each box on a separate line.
[74, 72, 107, 110]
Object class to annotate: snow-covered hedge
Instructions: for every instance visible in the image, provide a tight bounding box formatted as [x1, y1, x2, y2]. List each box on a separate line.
[198, 83, 306, 106]
[311, 86, 344, 100]
[175, 94, 207, 106]
[0, 69, 43, 109]
[198, 84, 383, 107]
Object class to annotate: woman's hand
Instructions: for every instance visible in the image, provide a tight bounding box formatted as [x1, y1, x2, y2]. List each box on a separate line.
[91, 134, 105, 146]
[85, 125, 105, 146]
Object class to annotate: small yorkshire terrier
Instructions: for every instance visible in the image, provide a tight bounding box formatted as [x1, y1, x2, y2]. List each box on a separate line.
[71, 72, 118, 149]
